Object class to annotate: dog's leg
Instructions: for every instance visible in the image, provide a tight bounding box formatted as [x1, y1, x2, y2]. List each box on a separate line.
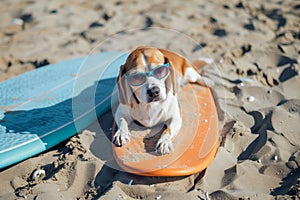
[156, 100, 182, 154]
[156, 127, 174, 155]
[113, 105, 132, 146]
[113, 117, 131, 146]
[184, 67, 215, 87]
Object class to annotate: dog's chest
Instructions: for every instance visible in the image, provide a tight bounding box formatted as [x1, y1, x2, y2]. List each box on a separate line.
[130, 102, 164, 127]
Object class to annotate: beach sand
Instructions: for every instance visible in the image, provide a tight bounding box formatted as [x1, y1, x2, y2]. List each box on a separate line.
[0, 0, 299, 199]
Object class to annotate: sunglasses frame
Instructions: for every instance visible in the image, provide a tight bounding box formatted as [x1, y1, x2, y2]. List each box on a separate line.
[125, 63, 170, 86]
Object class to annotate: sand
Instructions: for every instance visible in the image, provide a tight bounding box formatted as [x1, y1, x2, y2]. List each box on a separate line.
[0, 0, 299, 199]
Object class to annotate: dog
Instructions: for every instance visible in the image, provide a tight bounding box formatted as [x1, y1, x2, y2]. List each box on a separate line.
[113, 46, 214, 154]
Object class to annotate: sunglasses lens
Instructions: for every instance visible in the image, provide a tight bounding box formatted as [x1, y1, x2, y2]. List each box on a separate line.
[128, 73, 146, 86]
[152, 66, 169, 79]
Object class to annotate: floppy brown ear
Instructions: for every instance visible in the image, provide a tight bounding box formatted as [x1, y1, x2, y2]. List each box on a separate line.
[117, 65, 130, 105]
[164, 57, 178, 96]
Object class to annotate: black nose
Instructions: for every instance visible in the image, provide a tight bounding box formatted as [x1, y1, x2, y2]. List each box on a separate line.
[147, 86, 160, 98]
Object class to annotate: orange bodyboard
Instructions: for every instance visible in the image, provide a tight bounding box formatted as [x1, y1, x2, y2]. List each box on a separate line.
[112, 84, 219, 176]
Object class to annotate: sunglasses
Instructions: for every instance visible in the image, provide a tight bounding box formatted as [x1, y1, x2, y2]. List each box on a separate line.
[125, 63, 170, 86]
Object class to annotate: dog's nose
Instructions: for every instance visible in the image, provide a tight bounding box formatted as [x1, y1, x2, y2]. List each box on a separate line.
[147, 86, 160, 98]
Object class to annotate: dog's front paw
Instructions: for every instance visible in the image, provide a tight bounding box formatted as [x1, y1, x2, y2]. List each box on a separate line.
[113, 129, 130, 146]
[156, 134, 174, 155]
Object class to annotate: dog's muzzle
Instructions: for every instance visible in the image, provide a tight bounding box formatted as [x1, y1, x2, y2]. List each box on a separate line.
[147, 86, 160, 100]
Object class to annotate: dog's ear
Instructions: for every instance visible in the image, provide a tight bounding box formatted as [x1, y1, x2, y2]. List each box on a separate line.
[164, 57, 178, 96]
[117, 65, 131, 105]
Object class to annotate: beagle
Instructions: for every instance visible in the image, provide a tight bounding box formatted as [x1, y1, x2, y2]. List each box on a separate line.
[113, 46, 214, 154]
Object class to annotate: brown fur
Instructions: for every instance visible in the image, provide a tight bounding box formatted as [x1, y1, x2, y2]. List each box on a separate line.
[117, 46, 201, 105]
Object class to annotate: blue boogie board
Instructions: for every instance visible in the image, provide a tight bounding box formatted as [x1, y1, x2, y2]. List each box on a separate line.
[0, 52, 129, 169]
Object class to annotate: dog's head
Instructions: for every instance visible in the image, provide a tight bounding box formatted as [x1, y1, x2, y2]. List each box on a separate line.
[117, 46, 177, 105]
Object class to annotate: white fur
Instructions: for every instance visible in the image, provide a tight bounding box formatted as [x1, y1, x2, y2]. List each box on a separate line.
[184, 67, 215, 87]
[113, 117, 131, 146]
[114, 92, 182, 154]
[141, 53, 148, 69]
[133, 76, 167, 104]
[115, 92, 181, 131]
[156, 133, 174, 154]
[114, 63, 214, 154]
